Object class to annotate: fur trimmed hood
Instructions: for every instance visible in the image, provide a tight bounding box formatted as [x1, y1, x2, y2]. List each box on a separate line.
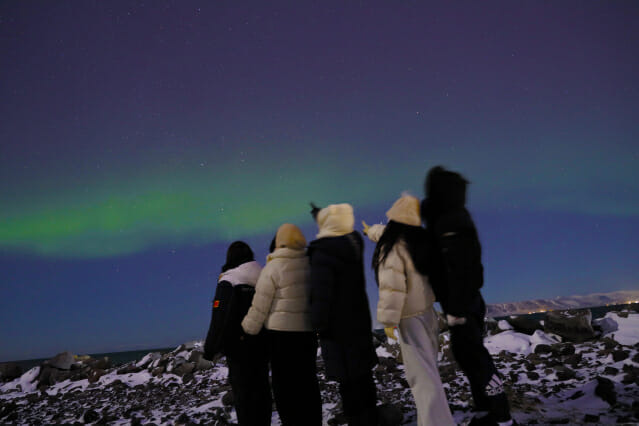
[218, 260, 261, 287]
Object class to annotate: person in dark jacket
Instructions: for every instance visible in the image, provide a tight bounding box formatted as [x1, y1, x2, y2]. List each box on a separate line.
[308, 203, 379, 426]
[203, 241, 271, 426]
[421, 166, 514, 426]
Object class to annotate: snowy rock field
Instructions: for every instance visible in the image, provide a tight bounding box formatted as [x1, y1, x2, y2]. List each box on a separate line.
[1, 308, 638, 425]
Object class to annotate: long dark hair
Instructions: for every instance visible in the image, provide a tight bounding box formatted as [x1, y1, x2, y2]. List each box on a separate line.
[372, 221, 429, 284]
[221, 241, 255, 273]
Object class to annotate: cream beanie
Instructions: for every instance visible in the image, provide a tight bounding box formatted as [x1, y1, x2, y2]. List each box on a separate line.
[385, 195, 421, 226]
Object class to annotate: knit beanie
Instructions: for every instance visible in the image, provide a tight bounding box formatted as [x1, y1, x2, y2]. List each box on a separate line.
[316, 203, 355, 238]
[275, 223, 307, 250]
[385, 195, 421, 226]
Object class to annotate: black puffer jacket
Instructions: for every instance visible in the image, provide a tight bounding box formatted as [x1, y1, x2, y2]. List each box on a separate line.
[203, 261, 266, 360]
[308, 231, 378, 381]
[421, 167, 484, 318]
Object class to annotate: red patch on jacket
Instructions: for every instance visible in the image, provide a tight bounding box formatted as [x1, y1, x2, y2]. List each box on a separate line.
[213, 300, 220, 308]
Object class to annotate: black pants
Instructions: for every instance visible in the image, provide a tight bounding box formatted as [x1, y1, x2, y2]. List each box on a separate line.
[227, 351, 272, 426]
[450, 294, 511, 422]
[338, 373, 378, 426]
[269, 330, 322, 426]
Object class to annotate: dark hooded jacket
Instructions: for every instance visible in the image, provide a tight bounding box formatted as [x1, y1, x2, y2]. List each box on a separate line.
[420, 167, 484, 317]
[308, 231, 378, 381]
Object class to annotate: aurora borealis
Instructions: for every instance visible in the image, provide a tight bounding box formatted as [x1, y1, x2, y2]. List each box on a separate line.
[1, 1, 638, 361]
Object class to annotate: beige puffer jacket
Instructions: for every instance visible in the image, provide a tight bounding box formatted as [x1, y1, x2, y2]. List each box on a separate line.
[241, 224, 313, 334]
[368, 195, 436, 327]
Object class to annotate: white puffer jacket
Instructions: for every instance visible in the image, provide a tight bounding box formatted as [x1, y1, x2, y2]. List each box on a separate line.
[368, 195, 436, 327]
[242, 224, 313, 334]
[375, 239, 436, 327]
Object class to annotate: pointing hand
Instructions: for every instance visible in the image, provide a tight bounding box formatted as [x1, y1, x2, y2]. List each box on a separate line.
[362, 221, 371, 236]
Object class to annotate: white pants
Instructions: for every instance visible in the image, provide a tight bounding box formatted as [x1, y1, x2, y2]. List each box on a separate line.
[398, 309, 455, 426]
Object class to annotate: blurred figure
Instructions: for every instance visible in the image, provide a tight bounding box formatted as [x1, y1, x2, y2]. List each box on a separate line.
[242, 224, 322, 426]
[308, 203, 379, 426]
[366, 195, 454, 426]
[421, 166, 513, 426]
[203, 241, 271, 426]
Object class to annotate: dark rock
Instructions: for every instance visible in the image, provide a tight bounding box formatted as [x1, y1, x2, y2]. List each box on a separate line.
[544, 309, 596, 342]
[526, 371, 540, 380]
[565, 353, 582, 367]
[222, 390, 234, 406]
[172, 362, 195, 377]
[117, 364, 142, 375]
[37, 365, 58, 388]
[88, 368, 106, 384]
[555, 366, 576, 381]
[0, 363, 23, 382]
[378, 403, 403, 426]
[328, 412, 348, 425]
[83, 409, 100, 423]
[378, 357, 397, 370]
[602, 337, 618, 350]
[534, 344, 552, 354]
[633, 352, 639, 364]
[611, 350, 629, 362]
[507, 316, 543, 335]
[86, 357, 111, 370]
[152, 366, 165, 377]
[594, 376, 617, 405]
[551, 343, 576, 357]
[583, 414, 600, 423]
[603, 366, 619, 376]
[46, 351, 75, 370]
[569, 390, 584, 400]
[485, 317, 499, 335]
[0, 402, 17, 419]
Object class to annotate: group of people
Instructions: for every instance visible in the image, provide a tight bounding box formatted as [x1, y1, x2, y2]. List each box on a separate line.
[203, 166, 514, 426]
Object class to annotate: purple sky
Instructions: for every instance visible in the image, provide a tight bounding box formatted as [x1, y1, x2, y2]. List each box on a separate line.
[1, 1, 638, 361]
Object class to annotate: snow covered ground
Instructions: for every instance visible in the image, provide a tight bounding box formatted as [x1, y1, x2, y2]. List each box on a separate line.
[1, 310, 638, 425]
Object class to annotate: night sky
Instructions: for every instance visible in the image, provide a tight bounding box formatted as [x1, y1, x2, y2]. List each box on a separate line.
[1, 1, 638, 361]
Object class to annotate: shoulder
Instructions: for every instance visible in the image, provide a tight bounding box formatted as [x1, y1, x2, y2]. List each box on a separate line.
[434, 209, 474, 235]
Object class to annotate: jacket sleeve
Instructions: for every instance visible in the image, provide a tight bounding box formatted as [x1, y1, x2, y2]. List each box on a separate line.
[366, 224, 386, 243]
[376, 244, 408, 327]
[309, 250, 335, 334]
[203, 281, 233, 360]
[436, 218, 481, 317]
[241, 266, 276, 335]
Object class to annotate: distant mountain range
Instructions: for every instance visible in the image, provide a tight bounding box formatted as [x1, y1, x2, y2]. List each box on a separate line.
[486, 290, 639, 317]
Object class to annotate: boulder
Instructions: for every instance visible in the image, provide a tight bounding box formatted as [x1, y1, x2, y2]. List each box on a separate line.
[544, 309, 596, 342]
[172, 362, 195, 377]
[594, 376, 616, 405]
[506, 316, 543, 335]
[612, 350, 629, 363]
[593, 317, 618, 335]
[0, 362, 23, 382]
[555, 366, 576, 381]
[46, 351, 75, 370]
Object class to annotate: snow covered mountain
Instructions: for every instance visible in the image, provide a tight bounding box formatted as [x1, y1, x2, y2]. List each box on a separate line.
[486, 290, 639, 317]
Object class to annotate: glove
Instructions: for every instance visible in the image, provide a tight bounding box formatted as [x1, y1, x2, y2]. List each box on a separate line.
[362, 220, 371, 236]
[446, 314, 467, 326]
[384, 326, 397, 341]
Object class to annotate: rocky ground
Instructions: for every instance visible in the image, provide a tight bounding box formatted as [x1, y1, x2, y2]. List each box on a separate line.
[1, 308, 638, 425]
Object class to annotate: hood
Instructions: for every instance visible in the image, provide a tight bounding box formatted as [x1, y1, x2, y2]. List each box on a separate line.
[309, 231, 363, 265]
[422, 166, 468, 224]
[275, 223, 307, 250]
[316, 203, 355, 238]
[218, 260, 261, 286]
[386, 195, 421, 227]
